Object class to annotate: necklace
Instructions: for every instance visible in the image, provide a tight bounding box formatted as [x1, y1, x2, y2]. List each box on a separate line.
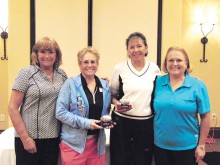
[44, 71, 54, 80]
[48, 73, 53, 78]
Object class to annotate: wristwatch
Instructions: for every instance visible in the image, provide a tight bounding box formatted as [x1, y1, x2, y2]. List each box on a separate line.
[197, 145, 205, 150]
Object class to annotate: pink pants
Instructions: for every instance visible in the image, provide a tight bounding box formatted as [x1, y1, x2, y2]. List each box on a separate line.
[60, 136, 106, 165]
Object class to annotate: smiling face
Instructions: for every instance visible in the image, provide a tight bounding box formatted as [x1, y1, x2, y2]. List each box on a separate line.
[37, 49, 56, 70]
[166, 50, 188, 77]
[31, 37, 62, 70]
[79, 52, 98, 78]
[127, 37, 148, 62]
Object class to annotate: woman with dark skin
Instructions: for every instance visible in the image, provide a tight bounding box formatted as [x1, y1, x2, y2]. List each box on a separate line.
[110, 32, 160, 165]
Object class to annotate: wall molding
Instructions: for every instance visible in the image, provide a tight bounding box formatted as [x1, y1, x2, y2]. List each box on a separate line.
[157, 0, 162, 68]
[30, 0, 35, 58]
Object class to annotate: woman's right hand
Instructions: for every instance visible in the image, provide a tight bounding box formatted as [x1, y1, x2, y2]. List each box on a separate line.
[22, 137, 37, 154]
[89, 119, 103, 130]
[113, 100, 132, 112]
[8, 90, 37, 154]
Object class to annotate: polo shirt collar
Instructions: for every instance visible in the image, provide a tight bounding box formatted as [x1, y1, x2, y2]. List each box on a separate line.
[80, 74, 102, 88]
[163, 73, 192, 88]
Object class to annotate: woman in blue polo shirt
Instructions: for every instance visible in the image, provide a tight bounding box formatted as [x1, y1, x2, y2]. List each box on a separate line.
[153, 46, 210, 165]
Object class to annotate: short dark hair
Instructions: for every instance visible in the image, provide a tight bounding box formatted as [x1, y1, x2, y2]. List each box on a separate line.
[126, 32, 148, 56]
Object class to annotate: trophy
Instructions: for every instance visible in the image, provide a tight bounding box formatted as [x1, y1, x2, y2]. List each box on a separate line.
[100, 115, 114, 127]
[116, 99, 132, 112]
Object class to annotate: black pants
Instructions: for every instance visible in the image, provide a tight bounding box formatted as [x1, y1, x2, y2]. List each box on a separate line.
[154, 145, 198, 165]
[110, 112, 154, 165]
[15, 137, 60, 165]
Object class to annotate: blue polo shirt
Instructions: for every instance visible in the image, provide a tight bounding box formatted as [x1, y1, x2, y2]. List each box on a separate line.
[153, 74, 210, 150]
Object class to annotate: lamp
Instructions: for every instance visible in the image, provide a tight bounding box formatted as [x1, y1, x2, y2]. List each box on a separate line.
[200, 23, 215, 63]
[0, 26, 8, 60]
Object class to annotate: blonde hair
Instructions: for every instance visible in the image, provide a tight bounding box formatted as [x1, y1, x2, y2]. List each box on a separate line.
[77, 47, 100, 65]
[31, 37, 62, 70]
[162, 46, 192, 73]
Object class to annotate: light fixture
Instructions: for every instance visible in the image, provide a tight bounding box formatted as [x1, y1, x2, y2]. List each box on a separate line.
[0, 26, 8, 60]
[200, 23, 215, 63]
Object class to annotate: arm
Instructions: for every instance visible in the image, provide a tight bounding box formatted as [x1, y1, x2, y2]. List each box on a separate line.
[194, 78, 211, 162]
[195, 112, 210, 162]
[8, 90, 37, 153]
[110, 66, 132, 111]
[112, 97, 121, 106]
[110, 64, 121, 106]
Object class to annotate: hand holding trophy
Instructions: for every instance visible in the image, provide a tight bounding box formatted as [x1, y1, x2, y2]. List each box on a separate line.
[99, 115, 115, 128]
[116, 99, 132, 112]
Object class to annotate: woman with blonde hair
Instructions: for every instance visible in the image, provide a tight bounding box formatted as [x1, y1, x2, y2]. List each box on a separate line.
[56, 47, 112, 165]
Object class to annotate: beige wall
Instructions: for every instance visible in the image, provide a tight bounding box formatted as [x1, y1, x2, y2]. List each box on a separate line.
[35, 0, 158, 78]
[92, 0, 158, 77]
[35, 0, 88, 76]
[0, 0, 8, 129]
[0, 59, 8, 129]
[1, 0, 220, 129]
[0, 0, 30, 129]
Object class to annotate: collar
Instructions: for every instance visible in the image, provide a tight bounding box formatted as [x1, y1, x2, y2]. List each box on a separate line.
[127, 59, 150, 77]
[80, 74, 102, 88]
[33, 64, 57, 72]
[163, 73, 192, 88]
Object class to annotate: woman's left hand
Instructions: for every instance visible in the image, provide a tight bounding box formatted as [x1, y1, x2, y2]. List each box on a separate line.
[195, 112, 210, 162]
[195, 145, 206, 163]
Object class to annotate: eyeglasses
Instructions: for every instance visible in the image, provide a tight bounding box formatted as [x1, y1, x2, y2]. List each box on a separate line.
[81, 60, 97, 65]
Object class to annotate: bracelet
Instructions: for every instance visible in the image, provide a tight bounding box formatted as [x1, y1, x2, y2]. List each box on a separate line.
[197, 145, 205, 150]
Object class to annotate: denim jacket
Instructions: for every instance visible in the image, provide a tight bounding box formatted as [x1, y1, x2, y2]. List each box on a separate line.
[56, 74, 111, 156]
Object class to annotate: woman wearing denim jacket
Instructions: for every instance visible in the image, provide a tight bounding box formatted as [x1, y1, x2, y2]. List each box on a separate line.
[56, 47, 111, 165]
